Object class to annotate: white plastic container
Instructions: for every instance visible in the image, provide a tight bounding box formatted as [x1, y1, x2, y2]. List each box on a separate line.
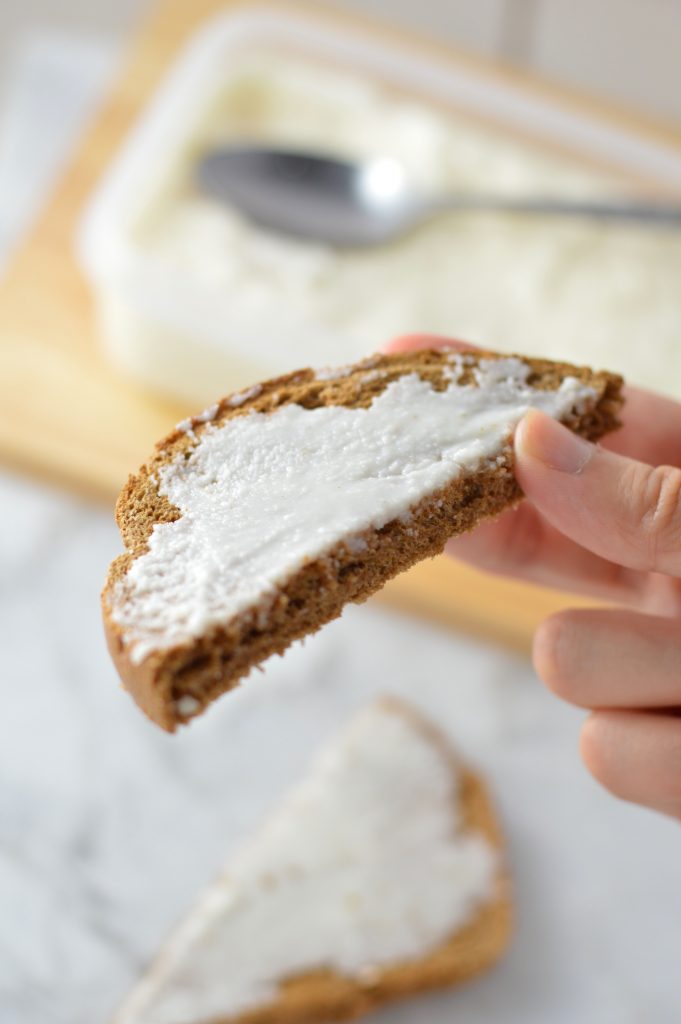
[79, 6, 681, 406]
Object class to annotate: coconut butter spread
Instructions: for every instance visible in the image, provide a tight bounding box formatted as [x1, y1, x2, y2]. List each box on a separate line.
[114, 701, 499, 1023]
[110, 357, 597, 663]
[134, 54, 681, 399]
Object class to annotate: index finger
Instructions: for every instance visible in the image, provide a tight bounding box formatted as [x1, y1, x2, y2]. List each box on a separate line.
[516, 410, 681, 579]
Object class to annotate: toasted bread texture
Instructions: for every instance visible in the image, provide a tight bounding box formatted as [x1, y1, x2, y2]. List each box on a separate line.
[103, 348, 623, 730]
[113, 698, 512, 1024]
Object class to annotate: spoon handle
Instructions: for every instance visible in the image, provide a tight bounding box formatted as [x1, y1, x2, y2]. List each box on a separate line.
[432, 195, 681, 224]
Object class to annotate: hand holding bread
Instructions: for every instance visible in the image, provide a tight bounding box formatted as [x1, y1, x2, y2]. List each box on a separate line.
[389, 335, 681, 821]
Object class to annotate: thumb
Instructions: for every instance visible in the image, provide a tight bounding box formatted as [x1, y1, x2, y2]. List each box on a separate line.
[515, 409, 681, 577]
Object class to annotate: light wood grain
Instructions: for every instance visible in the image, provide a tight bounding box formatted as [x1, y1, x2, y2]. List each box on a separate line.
[1, 0, 670, 647]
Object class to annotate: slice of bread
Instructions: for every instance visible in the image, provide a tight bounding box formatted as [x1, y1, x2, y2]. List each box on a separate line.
[113, 698, 512, 1024]
[103, 348, 623, 731]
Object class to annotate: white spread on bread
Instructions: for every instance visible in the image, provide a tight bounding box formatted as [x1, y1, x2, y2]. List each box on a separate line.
[113, 700, 499, 1023]
[111, 356, 596, 663]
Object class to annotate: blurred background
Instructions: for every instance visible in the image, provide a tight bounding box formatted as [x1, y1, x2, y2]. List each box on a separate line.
[3, 0, 681, 267]
[2, 3, 681, 1024]
[3, 0, 681, 123]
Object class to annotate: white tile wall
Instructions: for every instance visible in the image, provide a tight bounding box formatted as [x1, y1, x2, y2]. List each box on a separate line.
[530, 0, 681, 124]
[0, 0, 147, 39]
[0, 0, 680, 126]
[331, 0, 508, 55]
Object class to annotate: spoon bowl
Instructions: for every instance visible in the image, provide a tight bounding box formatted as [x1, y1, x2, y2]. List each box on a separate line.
[196, 145, 681, 248]
[197, 147, 418, 246]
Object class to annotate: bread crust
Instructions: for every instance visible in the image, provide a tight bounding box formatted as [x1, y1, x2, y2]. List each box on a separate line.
[102, 349, 623, 731]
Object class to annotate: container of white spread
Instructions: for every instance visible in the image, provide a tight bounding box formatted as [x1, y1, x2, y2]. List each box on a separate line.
[78, 6, 681, 405]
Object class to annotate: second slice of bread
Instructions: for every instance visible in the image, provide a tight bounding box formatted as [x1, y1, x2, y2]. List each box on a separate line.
[103, 348, 623, 730]
[113, 698, 511, 1024]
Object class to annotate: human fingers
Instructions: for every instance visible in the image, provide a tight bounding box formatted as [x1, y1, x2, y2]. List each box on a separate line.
[445, 504, 642, 604]
[601, 385, 681, 467]
[384, 339, 681, 594]
[515, 409, 681, 578]
[580, 710, 681, 820]
[534, 608, 681, 709]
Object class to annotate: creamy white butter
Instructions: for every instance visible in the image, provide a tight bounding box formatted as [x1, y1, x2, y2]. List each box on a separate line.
[114, 701, 499, 1024]
[133, 54, 681, 400]
[111, 357, 596, 663]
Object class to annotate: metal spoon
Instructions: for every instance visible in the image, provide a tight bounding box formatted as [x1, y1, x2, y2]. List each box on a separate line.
[196, 145, 681, 248]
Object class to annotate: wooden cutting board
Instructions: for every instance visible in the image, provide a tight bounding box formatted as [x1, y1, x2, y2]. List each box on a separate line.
[3, 0, 677, 649]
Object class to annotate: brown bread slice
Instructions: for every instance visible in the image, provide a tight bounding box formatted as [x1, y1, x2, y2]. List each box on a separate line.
[103, 348, 623, 731]
[113, 698, 512, 1024]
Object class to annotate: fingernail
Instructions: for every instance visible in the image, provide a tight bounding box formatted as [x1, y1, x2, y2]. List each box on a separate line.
[517, 409, 594, 474]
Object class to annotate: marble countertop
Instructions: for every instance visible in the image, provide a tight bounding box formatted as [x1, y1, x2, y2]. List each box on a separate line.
[4, 468, 681, 1024]
[2, 30, 681, 1024]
